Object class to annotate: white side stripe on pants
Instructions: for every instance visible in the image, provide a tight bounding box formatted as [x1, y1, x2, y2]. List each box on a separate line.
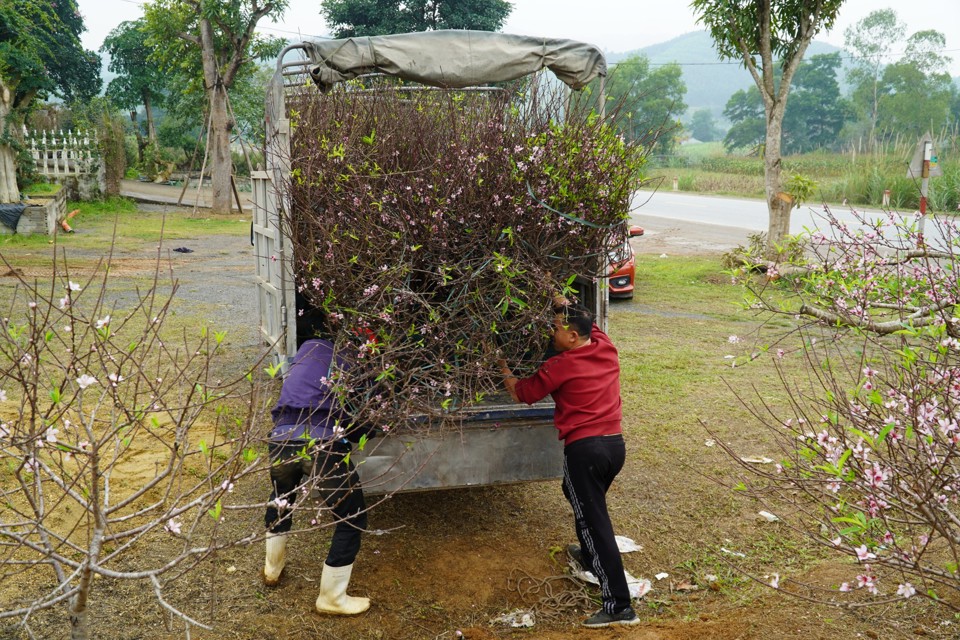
[563, 455, 615, 613]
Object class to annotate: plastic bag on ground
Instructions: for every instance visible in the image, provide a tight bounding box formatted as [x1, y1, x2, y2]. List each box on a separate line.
[491, 609, 535, 628]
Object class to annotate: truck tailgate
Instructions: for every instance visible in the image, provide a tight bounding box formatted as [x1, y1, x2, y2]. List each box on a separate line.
[354, 403, 560, 494]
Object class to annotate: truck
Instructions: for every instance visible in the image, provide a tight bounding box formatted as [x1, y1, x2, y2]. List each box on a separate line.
[252, 30, 617, 495]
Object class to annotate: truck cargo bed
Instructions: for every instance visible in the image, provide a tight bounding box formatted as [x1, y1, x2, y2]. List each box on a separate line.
[354, 402, 560, 494]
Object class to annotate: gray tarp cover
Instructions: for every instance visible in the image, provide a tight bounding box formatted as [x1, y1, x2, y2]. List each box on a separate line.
[304, 30, 606, 92]
[0, 204, 26, 232]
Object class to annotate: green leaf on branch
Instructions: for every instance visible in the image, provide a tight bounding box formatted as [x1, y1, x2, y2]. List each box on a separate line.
[847, 428, 875, 449]
[208, 499, 222, 521]
[832, 512, 868, 536]
[876, 422, 895, 445]
[265, 362, 283, 378]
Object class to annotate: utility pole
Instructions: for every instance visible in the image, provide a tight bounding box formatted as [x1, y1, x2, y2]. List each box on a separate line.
[907, 133, 941, 239]
[919, 139, 931, 236]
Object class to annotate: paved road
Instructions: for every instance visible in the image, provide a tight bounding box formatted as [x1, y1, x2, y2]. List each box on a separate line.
[119, 178, 253, 213]
[626, 189, 938, 255]
[631, 189, 890, 233]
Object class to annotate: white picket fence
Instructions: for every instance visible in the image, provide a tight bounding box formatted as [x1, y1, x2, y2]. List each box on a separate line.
[25, 129, 100, 177]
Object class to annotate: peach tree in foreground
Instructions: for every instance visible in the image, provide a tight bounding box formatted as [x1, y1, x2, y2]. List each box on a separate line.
[724, 208, 960, 609]
[0, 245, 278, 639]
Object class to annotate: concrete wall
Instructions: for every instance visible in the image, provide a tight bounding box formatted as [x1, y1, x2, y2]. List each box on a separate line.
[0, 187, 66, 236]
[45, 172, 104, 202]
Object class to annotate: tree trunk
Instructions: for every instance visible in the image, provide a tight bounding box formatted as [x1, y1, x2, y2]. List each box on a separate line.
[0, 81, 20, 203]
[144, 92, 157, 144]
[68, 541, 97, 639]
[68, 599, 89, 640]
[199, 17, 234, 214]
[0, 144, 18, 203]
[763, 104, 791, 259]
[131, 110, 146, 164]
[208, 86, 233, 214]
[870, 63, 880, 152]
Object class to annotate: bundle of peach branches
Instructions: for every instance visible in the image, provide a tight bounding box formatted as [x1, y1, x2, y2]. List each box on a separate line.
[280, 79, 647, 433]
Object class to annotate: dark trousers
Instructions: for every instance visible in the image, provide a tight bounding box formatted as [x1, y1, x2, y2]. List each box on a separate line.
[562, 434, 630, 614]
[265, 438, 367, 567]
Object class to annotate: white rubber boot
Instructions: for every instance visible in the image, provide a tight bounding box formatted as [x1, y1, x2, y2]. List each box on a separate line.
[263, 533, 287, 586]
[315, 563, 370, 615]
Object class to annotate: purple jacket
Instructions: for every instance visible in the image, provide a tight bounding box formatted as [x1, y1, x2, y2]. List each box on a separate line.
[269, 339, 350, 442]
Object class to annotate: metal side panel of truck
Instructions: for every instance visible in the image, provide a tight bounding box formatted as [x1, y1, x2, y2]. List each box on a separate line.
[252, 35, 609, 493]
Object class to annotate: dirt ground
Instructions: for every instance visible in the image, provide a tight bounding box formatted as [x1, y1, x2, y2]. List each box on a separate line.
[1, 206, 950, 639]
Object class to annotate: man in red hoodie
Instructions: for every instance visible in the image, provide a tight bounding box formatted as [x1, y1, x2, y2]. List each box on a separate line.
[500, 298, 637, 628]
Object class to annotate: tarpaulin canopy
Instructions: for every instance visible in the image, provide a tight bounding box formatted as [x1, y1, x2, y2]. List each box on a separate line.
[303, 30, 606, 92]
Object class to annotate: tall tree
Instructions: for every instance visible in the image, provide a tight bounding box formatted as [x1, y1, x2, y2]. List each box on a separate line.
[0, 0, 101, 202]
[604, 55, 687, 152]
[950, 86, 960, 129]
[876, 62, 953, 138]
[101, 19, 167, 161]
[843, 9, 905, 149]
[723, 54, 852, 155]
[688, 108, 720, 143]
[902, 29, 951, 77]
[782, 53, 852, 154]
[722, 86, 765, 152]
[895, 29, 954, 136]
[691, 0, 844, 257]
[320, 0, 512, 38]
[846, 19, 953, 144]
[143, 0, 287, 214]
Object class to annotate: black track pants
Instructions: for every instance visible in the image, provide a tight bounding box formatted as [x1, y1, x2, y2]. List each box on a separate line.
[562, 433, 630, 614]
[265, 438, 367, 567]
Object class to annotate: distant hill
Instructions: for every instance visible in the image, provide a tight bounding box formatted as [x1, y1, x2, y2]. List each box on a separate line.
[608, 31, 847, 122]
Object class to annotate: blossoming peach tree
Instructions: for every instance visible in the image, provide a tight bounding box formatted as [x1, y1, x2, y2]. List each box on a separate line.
[724, 207, 960, 608]
[0, 249, 276, 638]
[280, 81, 648, 434]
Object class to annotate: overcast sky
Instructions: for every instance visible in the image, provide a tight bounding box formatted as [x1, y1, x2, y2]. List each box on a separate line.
[78, 0, 960, 75]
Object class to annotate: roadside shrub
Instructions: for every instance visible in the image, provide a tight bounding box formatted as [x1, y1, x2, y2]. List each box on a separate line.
[123, 133, 140, 172]
[677, 173, 697, 191]
[783, 153, 854, 178]
[666, 169, 764, 196]
[720, 231, 807, 270]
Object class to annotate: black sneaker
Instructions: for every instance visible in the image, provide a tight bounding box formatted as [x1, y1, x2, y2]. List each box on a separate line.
[582, 606, 640, 628]
[566, 544, 584, 569]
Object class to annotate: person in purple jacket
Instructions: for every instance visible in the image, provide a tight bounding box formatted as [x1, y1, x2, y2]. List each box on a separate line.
[262, 337, 371, 616]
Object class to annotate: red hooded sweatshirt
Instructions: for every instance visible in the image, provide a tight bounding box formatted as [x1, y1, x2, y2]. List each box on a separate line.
[514, 324, 623, 445]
